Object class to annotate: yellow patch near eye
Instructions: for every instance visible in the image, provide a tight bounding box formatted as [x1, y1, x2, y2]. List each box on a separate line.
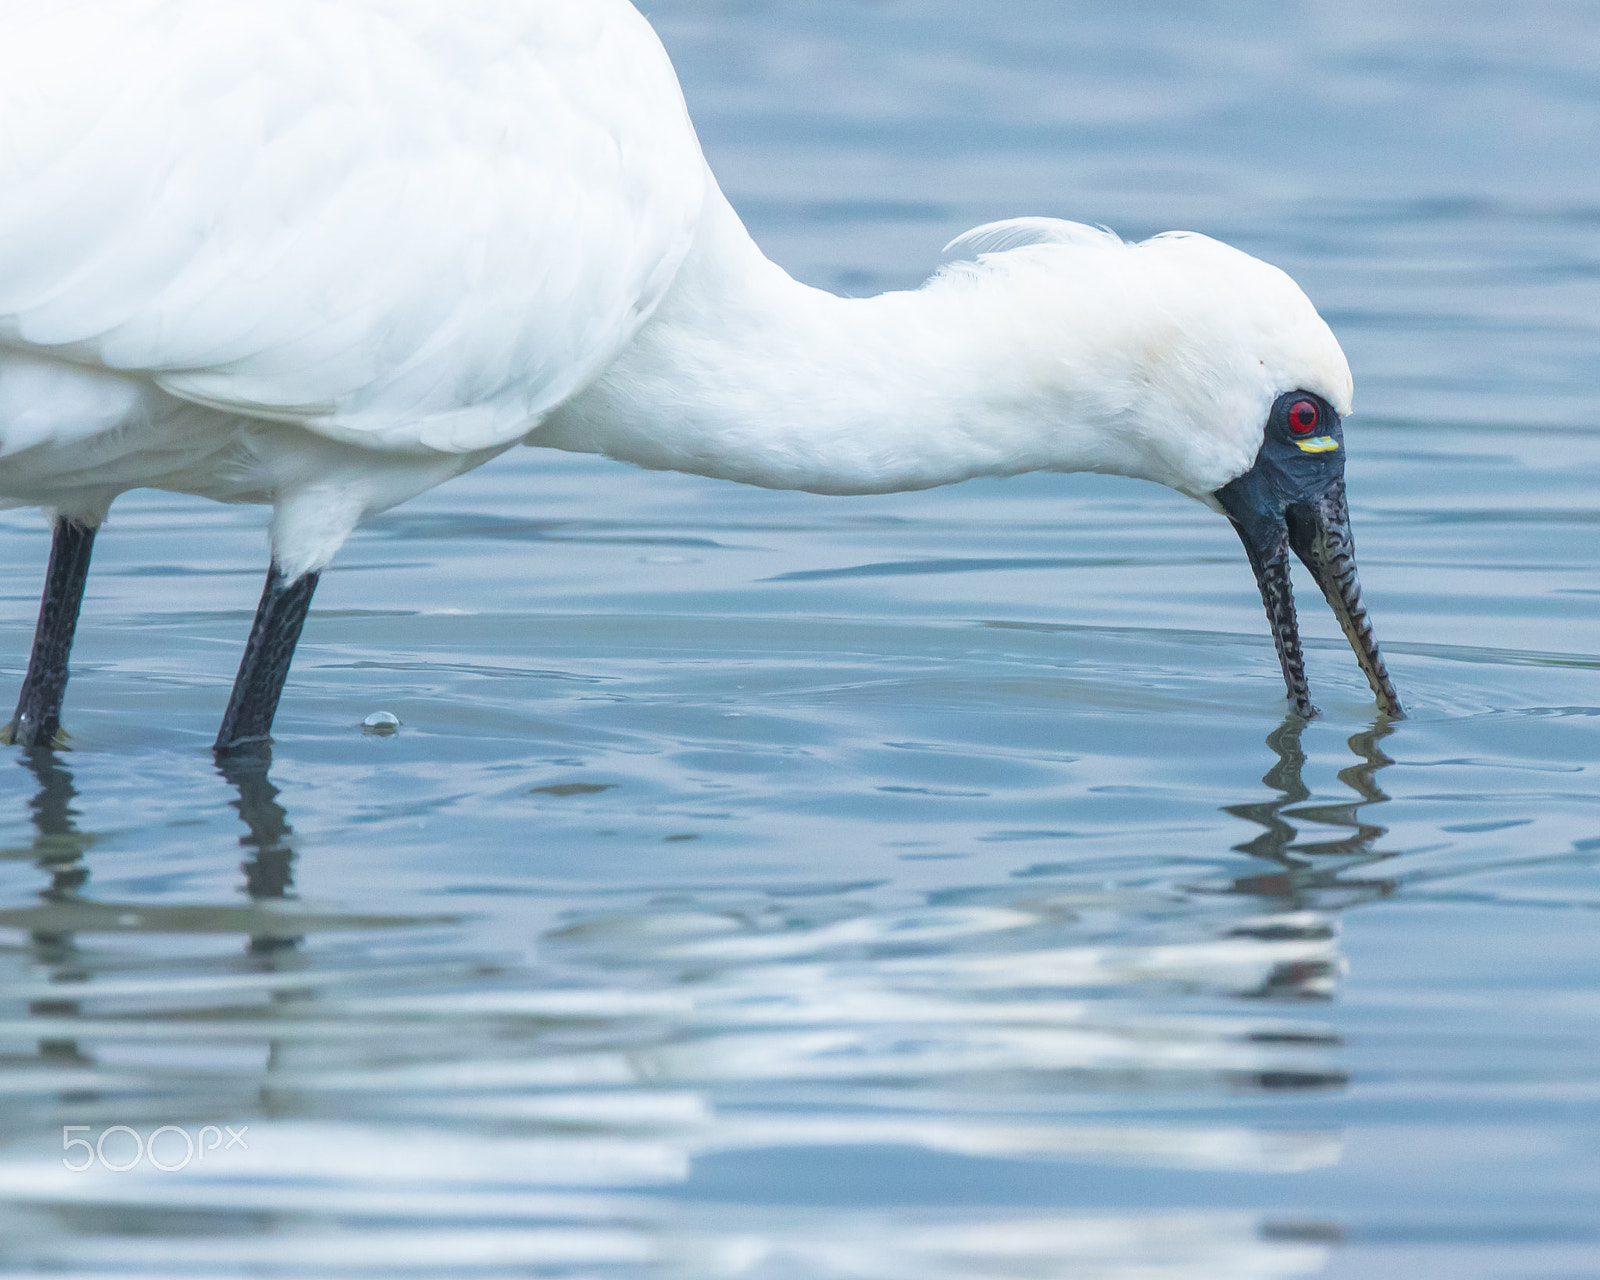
[1296, 435, 1340, 453]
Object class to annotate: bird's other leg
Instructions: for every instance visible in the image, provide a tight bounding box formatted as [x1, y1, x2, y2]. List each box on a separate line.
[4, 516, 98, 751]
[213, 565, 320, 756]
[213, 480, 367, 757]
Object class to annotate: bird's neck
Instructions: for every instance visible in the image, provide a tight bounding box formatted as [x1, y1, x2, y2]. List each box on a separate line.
[534, 185, 1144, 495]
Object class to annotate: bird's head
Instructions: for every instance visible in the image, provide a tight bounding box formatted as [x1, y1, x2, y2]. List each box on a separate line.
[942, 219, 1401, 718]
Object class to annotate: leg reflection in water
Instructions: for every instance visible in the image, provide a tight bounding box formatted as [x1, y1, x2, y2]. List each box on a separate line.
[1224, 714, 1399, 910]
[8, 744, 311, 971]
[216, 747, 311, 1111]
[216, 748, 303, 957]
[16, 747, 92, 1066]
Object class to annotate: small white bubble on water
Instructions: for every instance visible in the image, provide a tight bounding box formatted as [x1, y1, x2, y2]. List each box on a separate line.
[362, 711, 402, 735]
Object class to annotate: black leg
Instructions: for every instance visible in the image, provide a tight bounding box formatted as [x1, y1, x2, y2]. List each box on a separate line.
[214, 565, 320, 756]
[5, 517, 97, 751]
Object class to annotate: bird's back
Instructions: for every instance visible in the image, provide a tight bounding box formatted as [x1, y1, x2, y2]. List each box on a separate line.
[0, 0, 707, 460]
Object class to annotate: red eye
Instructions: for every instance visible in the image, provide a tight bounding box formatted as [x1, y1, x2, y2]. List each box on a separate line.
[1288, 399, 1319, 435]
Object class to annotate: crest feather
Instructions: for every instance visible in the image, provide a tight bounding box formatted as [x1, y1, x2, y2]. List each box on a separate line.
[941, 217, 1122, 264]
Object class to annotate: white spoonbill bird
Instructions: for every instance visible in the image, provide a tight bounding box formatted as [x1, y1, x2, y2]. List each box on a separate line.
[0, 0, 1401, 755]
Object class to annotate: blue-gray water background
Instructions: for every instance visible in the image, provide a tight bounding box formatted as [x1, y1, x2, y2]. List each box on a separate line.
[1, 2, 1597, 1276]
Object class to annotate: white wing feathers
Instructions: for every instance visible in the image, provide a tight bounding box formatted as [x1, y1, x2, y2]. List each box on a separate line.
[0, 0, 706, 454]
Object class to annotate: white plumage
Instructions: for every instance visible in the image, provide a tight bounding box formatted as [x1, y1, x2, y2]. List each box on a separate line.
[0, 0, 1396, 751]
[0, 0, 705, 568]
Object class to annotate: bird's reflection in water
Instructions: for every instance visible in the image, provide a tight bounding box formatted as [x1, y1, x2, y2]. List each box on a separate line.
[0, 734, 1359, 1280]
[1223, 714, 1398, 912]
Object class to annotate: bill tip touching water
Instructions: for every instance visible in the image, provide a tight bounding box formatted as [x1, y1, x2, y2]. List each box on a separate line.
[0, 0, 1400, 755]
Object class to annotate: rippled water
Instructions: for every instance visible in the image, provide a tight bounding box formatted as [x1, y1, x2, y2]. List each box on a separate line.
[2, 2, 1598, 1277]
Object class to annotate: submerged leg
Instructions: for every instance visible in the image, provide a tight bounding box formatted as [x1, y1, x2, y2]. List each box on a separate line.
[4, 516, 98, 751]
[214, 565, 320, 756]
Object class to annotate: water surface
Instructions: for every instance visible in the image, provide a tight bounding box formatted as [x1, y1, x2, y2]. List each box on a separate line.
[1, 2, 1598, 1277]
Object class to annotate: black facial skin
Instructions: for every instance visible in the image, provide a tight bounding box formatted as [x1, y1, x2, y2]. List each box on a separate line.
[1216, 391, 1402, 719]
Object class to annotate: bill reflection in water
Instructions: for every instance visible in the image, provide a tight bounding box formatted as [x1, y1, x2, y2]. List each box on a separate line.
[1221, 715, 1399, 910]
